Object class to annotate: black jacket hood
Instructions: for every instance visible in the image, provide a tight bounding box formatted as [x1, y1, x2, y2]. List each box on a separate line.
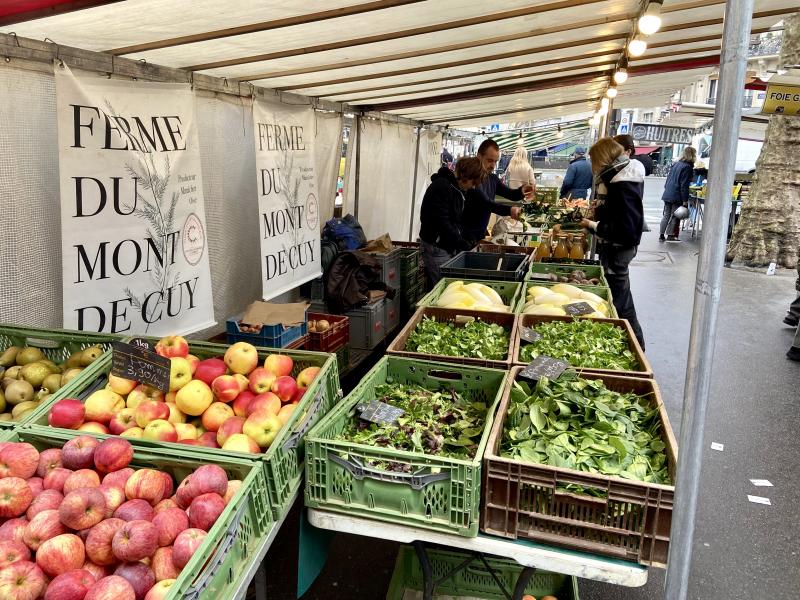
[431, 166, 457, 185]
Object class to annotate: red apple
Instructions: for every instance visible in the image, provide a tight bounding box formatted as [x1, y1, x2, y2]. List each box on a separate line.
[185, 354, 199, 376]
[0, 443, 39, 479]
[25, 478, 42, 497]
[187, 493, 224, 532]
[210, 375, 240, 403]
[171, 528, 206, 569]
[0, 519, 28, 544]
[98, 485, 126, 518]
[221, 434, 260, 454]
[84, 390, 125, 424]
[112, 520, 158, 562]
[0, 540, 30, 568]
[0, 478, 33, 518]
[233, 374, 249, 393]
[63, 469, 101, 494]
[159, 473, 174, 499]
[223, 480, 242, 505]
[23, 509, 66, 550]
[243, 410, 283, 448]
[190, 465, 228, 497]
[85, 518, 125, 566]
[59, 488, 106, 530]
[93, 438, 134, 474]
[115, 561, 155, 600]
[102, 468, 134, 490]
[43, 467, 71, 493]
[290, 387, 305, 404]
[193, 358, 227, 386]
[200, 402, 233, 432]
[36, 448, 62, 478]
[62, 435, 100, 470]
[150, 547, 178, 582]
[134, 402, 170, 429]
[224, 342, 259, 375]
[216, 417, 245, 447]
[264, 353, 293, 378]
[108, 409, 138, 435]
[247, 367, 275, 395]
[113, 499, 154, 522]
[144, 579, 175, 600]
[246, 392, 280, 417]
[271, 375, 298, 403]
[26, 489, 62, 520]
[151, 508, 188, 548]
[125, 470, 165, 506]
[79, 423, 110, 435]
[44, 569, 96, 600]
[81, 561, 110, 582]
[142, 420, 178, 443]
[108, 373, 138, 396]
[296, 366, 321, 388]
[164, 402, 185, 425]
[196, 432, 219, 449]
[85, 575, 135, 600]
[0, 560, 46, 600]
[48, 399, 86, 429]
[153, 499, 179, 514]
[126, 386, 164, 410]
[231, 391, 255, 418]
[37, 533, 85, 577]
[155, 336, 189, 359]
[277, 403, 298, 426]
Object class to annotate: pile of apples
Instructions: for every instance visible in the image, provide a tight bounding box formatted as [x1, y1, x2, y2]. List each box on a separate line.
[46, 337, 321, 453]
[0, 436, 241, 600]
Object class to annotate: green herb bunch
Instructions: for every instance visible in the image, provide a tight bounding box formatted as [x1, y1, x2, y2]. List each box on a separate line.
[407, 318, 509, 360]
[502, 371, 670, 486]
[337, 383, 488, 470]
[520, 319, 639, 371]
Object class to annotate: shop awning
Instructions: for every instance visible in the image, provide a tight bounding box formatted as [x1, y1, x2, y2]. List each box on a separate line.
[0, 0, 795, 127]
[634, 146, 661, 155]
[493, 121, 590, 153]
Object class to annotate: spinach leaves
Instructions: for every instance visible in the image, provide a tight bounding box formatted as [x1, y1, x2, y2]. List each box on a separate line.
[406, 317, 509, 360]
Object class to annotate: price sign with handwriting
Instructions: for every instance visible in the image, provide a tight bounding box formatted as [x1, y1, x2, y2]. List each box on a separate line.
[111, 341, 171, 392]
[356, 400, 405, 425]
[564, 302, 595, 316]
[519, 355, 569, 382]
[519, 326, 542, 343]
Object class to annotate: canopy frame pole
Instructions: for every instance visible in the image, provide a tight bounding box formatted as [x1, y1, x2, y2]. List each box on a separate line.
[663, 1, 754, 598]
[353, 115, 362, 219]
[408, 126, 424, 241]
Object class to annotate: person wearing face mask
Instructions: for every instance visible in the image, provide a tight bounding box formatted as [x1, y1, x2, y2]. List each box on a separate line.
[461, 139, 533, 243]
[418, 157, 483, 289]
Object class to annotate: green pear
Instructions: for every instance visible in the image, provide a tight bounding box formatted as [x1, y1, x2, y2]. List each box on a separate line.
[11, 400, 38, 420]
[39, 359, 62, 374]
[4, 366, 21, 380]
[16, 347, 45, 366]
[42, 373, 62, 394]
[21, 362, 51, 388]
[60, 367, 83, 387]
[4, 380, 34, 405]
[0, 346, 20, 367]
[0, 413, 11, 422]
[65, 351, 83, 368]
[79, 345, 104, 366]
[0, 389, 5, 413]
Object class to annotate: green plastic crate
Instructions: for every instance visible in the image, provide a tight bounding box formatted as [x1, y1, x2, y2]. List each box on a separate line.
[386, 545, 580, 600]
[397, 247, 421, 277]
[515, 282, 617, 318]
[5, 426, 270, 600]
[305, 356, 509, 536]
[0, 325, 122, 425]
[526, 262, 608, 286]
[416, 279, 521, 313]
[25, 338, 340, 521]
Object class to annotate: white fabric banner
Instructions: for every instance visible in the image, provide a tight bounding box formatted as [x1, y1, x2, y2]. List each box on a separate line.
[253, 99, 322, 298]
[55, 66, 215, 336]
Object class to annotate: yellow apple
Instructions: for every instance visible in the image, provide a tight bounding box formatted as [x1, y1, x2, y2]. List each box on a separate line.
[169, 357, 193, 392]
[165, 401, 186, 424]
[108, 373, 138, 396]
[223, 342, 259, 375]
[175, 380, 213, 416]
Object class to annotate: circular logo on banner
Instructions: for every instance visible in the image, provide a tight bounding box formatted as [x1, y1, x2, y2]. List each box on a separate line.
[631, 124, 647, 140]
[182, 213, 206, 266]
[306, 193, 319, 229]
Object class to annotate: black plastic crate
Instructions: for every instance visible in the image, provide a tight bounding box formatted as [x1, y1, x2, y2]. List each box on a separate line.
[441, 252, 528, 282]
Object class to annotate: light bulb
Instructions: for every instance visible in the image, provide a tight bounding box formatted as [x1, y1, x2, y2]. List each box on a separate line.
[628, 36, 648, 57]
[638, 1, 663, 35]
[606, 86, 618, 98]
[614, 68, 628, 85]
[556, 128, 564, 139]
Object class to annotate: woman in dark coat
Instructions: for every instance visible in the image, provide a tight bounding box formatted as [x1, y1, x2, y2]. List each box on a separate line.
[660, 146, 697, 241]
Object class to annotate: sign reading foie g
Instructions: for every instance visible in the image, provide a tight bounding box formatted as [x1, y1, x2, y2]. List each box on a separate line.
[631, 123, 695, 144]
[761, 84, 800, 116]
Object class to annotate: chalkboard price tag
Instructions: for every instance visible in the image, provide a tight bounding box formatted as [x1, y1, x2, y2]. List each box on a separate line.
[519, 326, 542, 343]
[564, 302, 595, 316]
[356, 401, 405, 425]
[518, 355, 569, 382]
[128, 338, 154, 351]
[111, 341, 171, 392]
[529, 273, 554, 281]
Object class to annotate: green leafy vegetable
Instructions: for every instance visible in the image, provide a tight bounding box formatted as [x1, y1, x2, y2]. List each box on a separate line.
[336, 383, 488, 471]
[501, 371, 670, 487]
[406, 317, 509, 360]
[519, 318, 639, 371]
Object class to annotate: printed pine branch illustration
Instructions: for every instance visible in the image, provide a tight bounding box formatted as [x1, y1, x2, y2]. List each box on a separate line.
[276, 146, 305, 255]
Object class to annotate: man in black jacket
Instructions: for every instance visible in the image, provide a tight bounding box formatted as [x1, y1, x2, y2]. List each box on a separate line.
[418, 157, 484, 289]
[462, 139, 532, 242]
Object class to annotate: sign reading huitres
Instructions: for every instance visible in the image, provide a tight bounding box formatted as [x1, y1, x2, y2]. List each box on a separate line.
[55, 65, 215, 335]
[253, 99, 322, 299]
[631, 123, 695, 144]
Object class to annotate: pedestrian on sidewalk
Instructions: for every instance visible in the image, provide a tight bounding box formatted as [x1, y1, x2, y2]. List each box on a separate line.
[659, 146, 696, 241]
[580, 137, 646, 349]
[786, 258, 800, 362]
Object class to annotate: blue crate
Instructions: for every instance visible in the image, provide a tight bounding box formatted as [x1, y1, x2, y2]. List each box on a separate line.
[226, 312, 308, 348]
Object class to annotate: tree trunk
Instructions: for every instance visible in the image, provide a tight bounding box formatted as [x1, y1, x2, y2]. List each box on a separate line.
[726, 13, 800, 269]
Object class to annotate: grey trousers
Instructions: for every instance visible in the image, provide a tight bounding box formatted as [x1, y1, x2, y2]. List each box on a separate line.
[420, 240, 455, 291]
[660, 201, 683, 236]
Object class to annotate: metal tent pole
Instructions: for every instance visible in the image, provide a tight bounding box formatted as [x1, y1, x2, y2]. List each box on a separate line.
[663, 1, 754, 599]
[408, 126, 423, 241]
[353, 115, 362, 219]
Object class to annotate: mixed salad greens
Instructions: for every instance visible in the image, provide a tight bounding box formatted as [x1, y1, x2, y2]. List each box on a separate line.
[406, 317, 509, 361]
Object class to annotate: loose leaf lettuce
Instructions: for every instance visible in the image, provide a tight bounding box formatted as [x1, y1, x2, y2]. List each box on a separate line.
[406, 317, 509, 360]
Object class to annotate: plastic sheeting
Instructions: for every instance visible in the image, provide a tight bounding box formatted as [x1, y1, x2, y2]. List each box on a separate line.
[312, 111, 344, 230]
[411, 128, 443, 243]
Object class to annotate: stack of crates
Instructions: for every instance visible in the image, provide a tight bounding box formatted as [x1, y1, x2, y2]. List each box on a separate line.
[394, 242, 425, 320]
[365, 247, 403, 335]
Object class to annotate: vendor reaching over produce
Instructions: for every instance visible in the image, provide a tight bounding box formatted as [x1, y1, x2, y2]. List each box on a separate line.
[418, 157, 484, 289]
[580, 137, 646, 349]
[461, 139, 533, 242]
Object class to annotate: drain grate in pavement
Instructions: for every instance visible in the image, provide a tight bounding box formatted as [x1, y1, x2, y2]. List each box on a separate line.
[632, 251, 674, 264]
